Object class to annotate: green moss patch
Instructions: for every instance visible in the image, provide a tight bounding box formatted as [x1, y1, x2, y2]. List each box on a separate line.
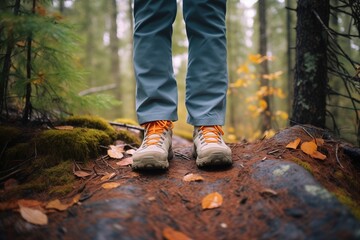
[113, 118, 138, 126]
[36, 128, 111, 162]
[116, 129, 141, 147]
[289, 157, 313, 173]
[333, 189, 360, 220]
[64, 115, 116, 139]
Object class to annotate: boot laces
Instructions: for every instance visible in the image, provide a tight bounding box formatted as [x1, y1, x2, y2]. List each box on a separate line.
[199, 125, 224, 143]
[142, 120, 173, 146]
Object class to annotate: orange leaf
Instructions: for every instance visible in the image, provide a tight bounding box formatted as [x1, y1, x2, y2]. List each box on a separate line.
[17, 199, 43, 208]
[201, 192, 223, 210]
[286, 138, 301, 149]
[312, 138, 325, 147]
[311, 151, 326, 160]
[45, 199, 69, 211]
[100, 172, 116, 181]
[183, 173, 204, 182]
[101, 182, 121, 189]
[163, 227, 191, 240]
[300, 141, 317, 155]
[73, 170, 92, 178]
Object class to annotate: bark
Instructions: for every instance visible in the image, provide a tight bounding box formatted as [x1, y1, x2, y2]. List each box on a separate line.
[22, 0, 36, 122]
[0, 0, 21, 116]
[59, 0, 65, 13]
[84, 0, 94, 86]
[286, 0, 294, 116]
[291, 0, 329, 128]
[258, 0, 271, 132]
[109, 0, 122, 114]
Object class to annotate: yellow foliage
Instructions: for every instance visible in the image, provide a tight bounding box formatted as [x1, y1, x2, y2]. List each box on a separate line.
[262, 71, 283, 80]
[259, 99, 268, 110]
[230, 78, 248, 88]
[263, 129, 276, 139]
[275, 110, 289, 120]
[237, 64, 250, 74]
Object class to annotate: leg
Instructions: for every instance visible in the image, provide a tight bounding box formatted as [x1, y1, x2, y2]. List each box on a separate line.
[183, 0, 228, 126]
[133, 0, 178, 125]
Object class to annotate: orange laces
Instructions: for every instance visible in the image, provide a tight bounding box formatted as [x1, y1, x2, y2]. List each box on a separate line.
[142, 120, 173, 146]
[199, 125, 224, 143]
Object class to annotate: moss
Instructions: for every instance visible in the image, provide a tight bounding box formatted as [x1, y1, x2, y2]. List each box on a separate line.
[0, 126, 22, 146]
[290, 157, 313, 173]
[4, 142, 33, 161]
[36, 128, 111, 162]
[113, 118, 138, 126]
[116, 129, 141, 147]
[333, 189, 360, 220]
[64, 115, 116, 140]
[18, 161, 75, 195]
[173, 129, 193, 141]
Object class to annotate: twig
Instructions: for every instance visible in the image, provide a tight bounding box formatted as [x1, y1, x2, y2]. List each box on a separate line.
[335, 144, 344, 169]
[174, 151, 191, 160]
[108, 121, 144, 132]
[301, 126, 315, 139]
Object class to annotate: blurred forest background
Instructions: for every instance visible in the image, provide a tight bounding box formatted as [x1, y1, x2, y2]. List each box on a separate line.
[0, 0, 359, 145]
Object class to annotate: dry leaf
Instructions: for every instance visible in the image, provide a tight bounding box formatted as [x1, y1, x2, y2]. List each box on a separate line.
[300, 141, 317, 155]
[163, 227, 191, 240]
[260, 188, 278, 197]
[116, 157, 133, 166]
[72, 194, 81, 205]
[101, 182, 121, 189]
[107, 145, 124, 159]
[201, 192, 223, 210]
[313, 138, 325, 147]
[74, 170, 92, 178]
[55, 125, 74, 130]
[45, 199, 69, 211]
[286, 138, 301, 149]
[183, 173, 204, 182]
[100, 172, 116, 181]
[125, 149, 136, 155]
[19, 205, 48, 225]
[17, 199, 43, 208]
[312, 151, 327, 160]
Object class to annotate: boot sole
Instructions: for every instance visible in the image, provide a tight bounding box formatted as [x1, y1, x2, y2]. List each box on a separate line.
[132, 149, 173, 170]
[193, 148, 232, 168]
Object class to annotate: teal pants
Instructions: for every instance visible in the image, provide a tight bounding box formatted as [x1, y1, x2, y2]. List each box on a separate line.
[133, 0, 228, 126]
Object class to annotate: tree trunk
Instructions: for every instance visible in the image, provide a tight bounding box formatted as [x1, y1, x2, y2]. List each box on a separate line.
[291, 0, 329, 128]
[23, 0, 36, 122]
[286, 0, 294, 117]
[258, 0, 271, 132]
[59, 0, 65, 13]
[0, 0, 21, 116]
[84, 0, 94, 86]
[109, 0, 122, 115]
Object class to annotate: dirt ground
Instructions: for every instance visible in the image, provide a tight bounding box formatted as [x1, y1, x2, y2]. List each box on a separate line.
[0, 125, 360, 239]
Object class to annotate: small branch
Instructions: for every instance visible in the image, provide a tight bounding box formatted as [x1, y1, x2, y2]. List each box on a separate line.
[78, 83, 117, 96]
[109, 121, 144, 132]
[335, 144, 344, 169]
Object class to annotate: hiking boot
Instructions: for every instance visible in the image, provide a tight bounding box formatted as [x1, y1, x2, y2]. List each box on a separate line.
[193, 125, 232, 167]
[132, 120, 173, 170]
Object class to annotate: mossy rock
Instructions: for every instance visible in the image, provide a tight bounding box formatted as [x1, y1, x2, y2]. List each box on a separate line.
[113, 118, 138, 126]
[64, 115, 116, 140]
[18, 161, 75, 196]
[333, 188, 360, 220]
[0, 126, 22, 147]
[36, 128, 111, 162]
[290, 157, 313, 174]
[116, 129, 141, 147]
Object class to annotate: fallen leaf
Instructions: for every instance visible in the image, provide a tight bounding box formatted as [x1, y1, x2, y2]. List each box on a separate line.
[311, 151, 327, 160]
[163, 227, 191, 240]
[101, 182, 121, 189]
[72, 194, 81, 205]
[313, 138, 325, 147]
[183, 173, 204, 182]
[73, 170, 92, 178]
[116, 157, 133, 166]
[202, 192, 223, 210]
[17, 199, 43, 208]
[107, 145, 124, 159]
[260, 188, 278, 197]
[45, 199, 69, 211]
[300, 141, 317, 155]
[286, 138, 301, 149]
[19, 205, 48, 225]
[100, 172, 116, 181]
[54, 125, 74, 130]
[125, 149, 136, 155]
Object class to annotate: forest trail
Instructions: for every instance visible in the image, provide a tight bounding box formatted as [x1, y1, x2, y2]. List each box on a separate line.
[1, 126, 360, 240]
